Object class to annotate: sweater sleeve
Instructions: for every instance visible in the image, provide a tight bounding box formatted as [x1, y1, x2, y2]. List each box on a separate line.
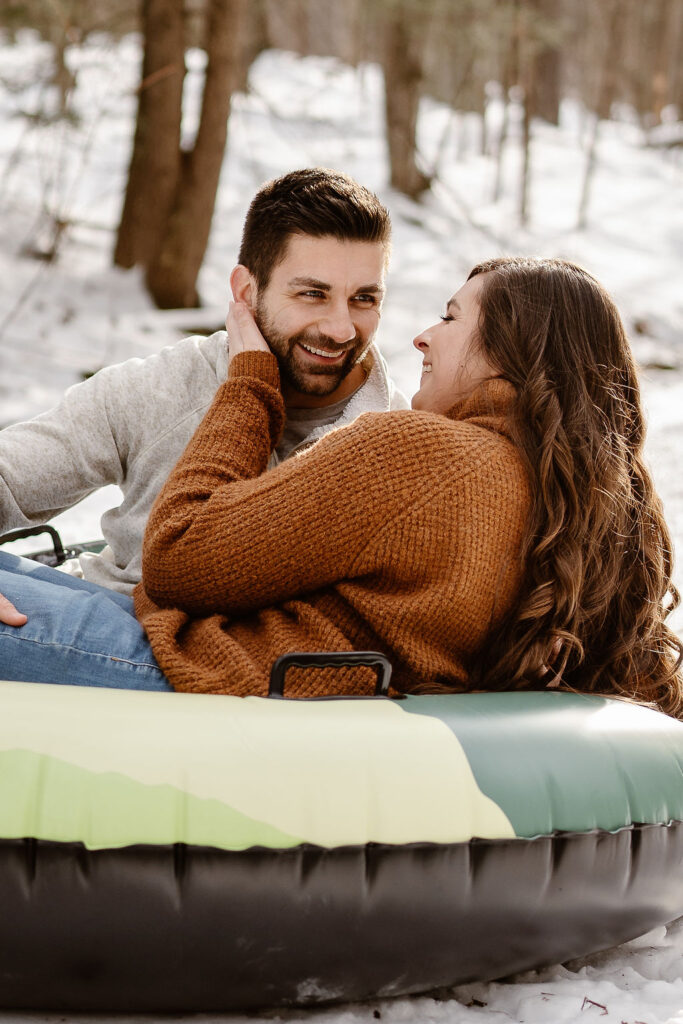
[0, 334, 224, 535]
[140, 352, 427, 617]
[0, 363, 127, 531]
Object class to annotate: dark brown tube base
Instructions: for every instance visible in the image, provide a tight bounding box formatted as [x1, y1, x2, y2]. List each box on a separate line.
[0, 822, 681, 1012]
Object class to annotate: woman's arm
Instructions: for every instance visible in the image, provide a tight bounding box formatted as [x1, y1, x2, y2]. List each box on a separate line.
[140, 349, 425, 617]
[141, 406, 421, 616]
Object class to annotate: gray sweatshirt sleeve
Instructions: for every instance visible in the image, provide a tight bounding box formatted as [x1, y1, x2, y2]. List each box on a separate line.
[0, 333, 227, 546]
[0, 363, 136, 533]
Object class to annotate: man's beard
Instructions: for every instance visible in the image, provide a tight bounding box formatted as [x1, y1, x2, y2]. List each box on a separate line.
[254, 301, 365, 397]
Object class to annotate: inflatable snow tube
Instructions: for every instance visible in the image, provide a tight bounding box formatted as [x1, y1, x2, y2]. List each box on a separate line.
[0, 677, 682, 1011]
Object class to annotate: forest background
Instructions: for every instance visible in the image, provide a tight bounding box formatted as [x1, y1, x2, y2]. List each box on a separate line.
[2, 0, 681, 307]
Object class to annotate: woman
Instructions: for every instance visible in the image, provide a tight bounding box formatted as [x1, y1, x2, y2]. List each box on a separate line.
[1, 257, 681, 714]
[463, 257, 683, 715]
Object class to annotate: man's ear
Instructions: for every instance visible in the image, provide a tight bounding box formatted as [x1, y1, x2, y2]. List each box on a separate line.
[230, 265, 257, 310]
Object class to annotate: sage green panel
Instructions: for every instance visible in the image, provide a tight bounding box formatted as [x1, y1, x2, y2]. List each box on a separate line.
[400, 691, 683, 837]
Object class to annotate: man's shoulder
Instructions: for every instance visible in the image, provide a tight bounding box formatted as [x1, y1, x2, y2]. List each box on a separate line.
[118, 332, 229, 440]
[81, 332, 228, 424]
[165, 330, 228, 373]
[103, 330, 228, 383]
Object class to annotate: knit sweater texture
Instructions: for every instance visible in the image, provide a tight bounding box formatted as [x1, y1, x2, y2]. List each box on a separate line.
[134, 352, 531, 697]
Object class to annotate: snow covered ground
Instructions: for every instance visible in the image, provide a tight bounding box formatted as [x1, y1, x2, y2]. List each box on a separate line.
[0, 30, 682, 1024]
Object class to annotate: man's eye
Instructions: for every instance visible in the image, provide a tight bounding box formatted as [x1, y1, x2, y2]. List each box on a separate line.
[354, 294, 377, 305]
[302, 290, 325, 299]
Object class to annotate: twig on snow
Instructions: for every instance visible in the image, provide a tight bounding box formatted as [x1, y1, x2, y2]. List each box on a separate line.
[581, 996, 608, 1015]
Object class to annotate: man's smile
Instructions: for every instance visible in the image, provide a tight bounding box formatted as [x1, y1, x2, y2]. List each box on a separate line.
[297, 342, 349, 362]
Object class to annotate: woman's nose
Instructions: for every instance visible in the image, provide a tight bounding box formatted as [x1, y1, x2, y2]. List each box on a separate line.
[413, 329, 430, 351]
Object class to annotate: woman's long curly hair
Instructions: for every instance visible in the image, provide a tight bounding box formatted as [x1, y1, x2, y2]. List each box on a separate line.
[468, 256, 683, 717]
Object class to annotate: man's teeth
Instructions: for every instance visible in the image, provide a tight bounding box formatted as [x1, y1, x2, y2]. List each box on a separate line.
[422, 364, 432, 373]
[301, 343, 344, 359]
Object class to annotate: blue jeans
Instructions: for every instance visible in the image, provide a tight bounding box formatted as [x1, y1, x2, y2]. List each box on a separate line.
[0, 551, 172, 691]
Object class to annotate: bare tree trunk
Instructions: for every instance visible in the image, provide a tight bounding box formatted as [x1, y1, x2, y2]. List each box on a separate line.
[113, 0, 185, 270]
[518, 0, 563, 222]
[51, 29, 76, 117]
[40, 0, 77, 118]
[493, 0, 519, 204]
[577, 0, 622, 230]
[650, 0, 674, 125]
[519, 80, 533, 225]
[577, 111, 600, 230]
[670, 0, 683, 116]
[533, 0, 561, 125]
[492, 87, 509, 203]
[114, 0, 252, 309]
[146, 0, 249, 308]
[382, 0, 431, 199]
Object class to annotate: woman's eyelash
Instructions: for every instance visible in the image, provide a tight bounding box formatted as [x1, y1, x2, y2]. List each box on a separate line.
[440, 314, 454, 322]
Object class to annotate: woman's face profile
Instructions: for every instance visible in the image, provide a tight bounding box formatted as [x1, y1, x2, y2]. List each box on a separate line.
[411, 273, 496, 414]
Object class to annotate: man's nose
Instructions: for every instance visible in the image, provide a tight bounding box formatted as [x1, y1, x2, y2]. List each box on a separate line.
[320, 304, 356, 345]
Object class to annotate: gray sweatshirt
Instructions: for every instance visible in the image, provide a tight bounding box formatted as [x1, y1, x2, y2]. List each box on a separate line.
[0, 332, 408, 593]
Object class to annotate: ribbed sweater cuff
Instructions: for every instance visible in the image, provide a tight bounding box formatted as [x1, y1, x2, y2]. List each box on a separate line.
[228, 350, 281, 389]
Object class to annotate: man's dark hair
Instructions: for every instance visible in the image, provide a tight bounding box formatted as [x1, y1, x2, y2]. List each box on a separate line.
[237, 168, 392, 290]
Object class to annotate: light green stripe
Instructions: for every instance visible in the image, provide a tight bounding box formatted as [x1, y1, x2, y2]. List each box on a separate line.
[0, 748, 304, 851]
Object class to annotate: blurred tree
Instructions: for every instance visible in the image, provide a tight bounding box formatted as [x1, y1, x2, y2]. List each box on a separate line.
[518, 0, 533, 225]
[379, 0, 432, 198]
[577, 0, 623, 228]
[646, 0, 674, 124]
[2, 0, 681, 283]
[491, 1, 518, 203]
[114, 0, 185, 272]
[518, 0, 565, 222]
[2, 0, 136, 119]
[531, 0, 562, 125]
[671, 0, 683, 116]
[486, 0, 565, 221]
[627, 0, 682, 126]
[114, 0, 254, 309]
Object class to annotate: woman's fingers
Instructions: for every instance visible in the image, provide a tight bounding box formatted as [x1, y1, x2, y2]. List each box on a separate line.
[226, 301, 271, 364]
[0, 591, 27, 626]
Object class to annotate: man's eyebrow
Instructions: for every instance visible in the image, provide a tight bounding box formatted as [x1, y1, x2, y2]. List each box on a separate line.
[288, 277, 385, 295]
[355, 283, 385, 295]
[288, 277, 332, 290]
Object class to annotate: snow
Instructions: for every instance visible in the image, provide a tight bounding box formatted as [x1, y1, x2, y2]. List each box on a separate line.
[1, 31, 683, 1024]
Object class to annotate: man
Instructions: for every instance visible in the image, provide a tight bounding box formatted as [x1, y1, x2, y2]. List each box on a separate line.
[0, 168, 408, 626]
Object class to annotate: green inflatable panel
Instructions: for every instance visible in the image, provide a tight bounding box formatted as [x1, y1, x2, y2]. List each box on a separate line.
[401, 691, 683, 836]
[0, 681, 682, 851]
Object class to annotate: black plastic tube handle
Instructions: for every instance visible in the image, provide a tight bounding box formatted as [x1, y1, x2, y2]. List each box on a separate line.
[268, 650, 393, 698]
[0, 524, 67, 564]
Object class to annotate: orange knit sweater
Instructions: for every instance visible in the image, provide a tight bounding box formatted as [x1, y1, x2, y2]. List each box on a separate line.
[134, 351, 531, 697]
